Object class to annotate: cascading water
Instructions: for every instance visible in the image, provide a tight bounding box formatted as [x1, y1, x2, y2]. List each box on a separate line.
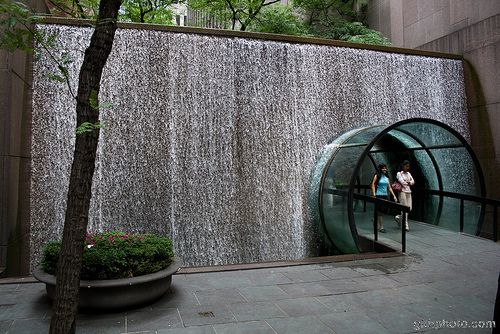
[30, 24, 469, 269]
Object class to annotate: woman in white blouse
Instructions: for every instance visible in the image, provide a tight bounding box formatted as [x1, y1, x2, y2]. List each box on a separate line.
[396, 160, 415, 231]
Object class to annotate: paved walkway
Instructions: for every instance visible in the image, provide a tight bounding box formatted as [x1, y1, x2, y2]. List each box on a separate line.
[1, 222, 499, 334]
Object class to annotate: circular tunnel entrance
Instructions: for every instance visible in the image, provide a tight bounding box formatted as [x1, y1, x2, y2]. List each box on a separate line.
[310, 118, 486, 254]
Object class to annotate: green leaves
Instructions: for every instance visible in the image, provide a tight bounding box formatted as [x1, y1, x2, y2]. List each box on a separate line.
[335, 21, 391, 46]
[247, 5, 307, 36]
[292, 0, 391, 45]
[89, 89, 113, 111]
[40, 241, 62, 275]
[1, 0, 79, 97]
[75, 90, 114, 135]
[188, 0, 281, 31]
[0, 0, 40, 51]
[120, 0, 175, 24]
[46, 0, 99, 19]
[41, 232, 175, 280]
[76, 121, 104, 135]
[47, 72, 67, 83]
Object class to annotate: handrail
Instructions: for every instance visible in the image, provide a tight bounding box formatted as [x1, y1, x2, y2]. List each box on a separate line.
[357, 187, 498, 241]
[426, 189, 500, 206]
[426, 189, 500, 241]
[353, 186, 498, 241]
[323, 187, 500, 252]
[323, 188, 410, 252]
[353, 193, 411, 253]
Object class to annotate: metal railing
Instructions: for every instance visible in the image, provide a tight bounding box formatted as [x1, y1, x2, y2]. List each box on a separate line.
[325, 188, 411, 252]
[353, 192, 411, 253]
[426, 189, 500, 242]
[324, 187, 499, 253]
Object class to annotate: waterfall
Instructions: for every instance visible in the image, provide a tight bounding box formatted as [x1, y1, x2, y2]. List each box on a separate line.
[30, 24, 469, 268]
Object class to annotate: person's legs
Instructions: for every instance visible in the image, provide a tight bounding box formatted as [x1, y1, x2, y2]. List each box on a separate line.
[376, 195, 386, 232]
[395, 192, 404, 225]
[398, 192, 412, 230]
[377, 212, 385, 231]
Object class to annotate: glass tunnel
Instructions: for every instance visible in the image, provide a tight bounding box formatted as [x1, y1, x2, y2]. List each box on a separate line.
[310, 118, 486, 254]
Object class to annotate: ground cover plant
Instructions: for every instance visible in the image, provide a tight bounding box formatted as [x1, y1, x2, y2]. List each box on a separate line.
[41, 232, 174, 280]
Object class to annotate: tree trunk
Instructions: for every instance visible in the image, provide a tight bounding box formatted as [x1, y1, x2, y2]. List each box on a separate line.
[49, 0, 121, 333]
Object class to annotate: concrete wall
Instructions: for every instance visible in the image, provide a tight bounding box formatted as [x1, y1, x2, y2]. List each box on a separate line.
[0, 48, 32, 277]
[367, 0, 500, 48]
[0, 0, 48, 277]
[367, 1, 500, 202]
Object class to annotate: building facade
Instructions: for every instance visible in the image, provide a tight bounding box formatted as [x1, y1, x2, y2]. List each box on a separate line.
[366, 0, 500, 200]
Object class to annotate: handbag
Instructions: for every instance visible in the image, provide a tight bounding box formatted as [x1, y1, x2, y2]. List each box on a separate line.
[392, 181, 402, 193]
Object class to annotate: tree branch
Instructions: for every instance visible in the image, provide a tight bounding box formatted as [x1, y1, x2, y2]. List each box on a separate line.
[261, 0, 280, 7]
[23, 22, 77, 99]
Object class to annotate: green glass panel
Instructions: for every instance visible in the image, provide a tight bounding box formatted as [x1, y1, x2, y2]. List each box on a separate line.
[463, 201, 482, 235]
[396, 122, 461, 147]
[413, 151, 439, 190]
[320, 190, 359, 253]
[386, 130, 422, 149]
[334, 127, 370, 146]
[319, 142, 366, 253]
[479, 207, 495, 237]
[429, 147, 481, 195]
[435, 197, 481, 235]
[353, 201, 374, 235]
[421, 194, 440, 226]
[343, 126, 384, 146]
[329, 146, 365, 189]
[355, 156, 377, 191]
[438, 197, 461, 231]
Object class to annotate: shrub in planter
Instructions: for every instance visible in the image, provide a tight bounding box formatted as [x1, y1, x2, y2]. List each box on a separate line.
[41, 232, 174, 280]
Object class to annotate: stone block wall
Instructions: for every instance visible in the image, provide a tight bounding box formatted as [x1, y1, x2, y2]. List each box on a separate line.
[367, 1, 500, 200]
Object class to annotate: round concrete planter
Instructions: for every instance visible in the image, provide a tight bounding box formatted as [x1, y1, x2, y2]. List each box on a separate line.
[33, 259, 180, 311]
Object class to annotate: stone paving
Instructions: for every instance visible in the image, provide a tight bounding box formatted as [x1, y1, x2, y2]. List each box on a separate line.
[0, 222, 499, 333]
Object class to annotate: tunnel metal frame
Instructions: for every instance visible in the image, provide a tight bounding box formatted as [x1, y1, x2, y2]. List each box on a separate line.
[316, 118, 486, 253]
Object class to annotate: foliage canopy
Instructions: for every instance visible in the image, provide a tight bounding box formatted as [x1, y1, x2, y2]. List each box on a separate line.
[44, 0, 176, 23]
[293, 0, 390, 45]
[188, 0, 390, 45]
[120, 0, 174, 23]
[247, 4, 308, 36]
[188, 0, 280, 30]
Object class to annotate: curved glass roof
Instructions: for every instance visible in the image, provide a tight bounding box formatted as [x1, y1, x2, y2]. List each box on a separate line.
[311, 118, 485, 253]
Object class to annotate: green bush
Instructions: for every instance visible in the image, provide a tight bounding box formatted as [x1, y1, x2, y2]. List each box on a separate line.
[337, 22, 391, 46]
[41, 232, 174, 280]
[247, 5, 308, 36]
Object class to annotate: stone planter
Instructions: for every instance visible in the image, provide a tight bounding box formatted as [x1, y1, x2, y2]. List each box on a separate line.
[33, 259, 180, 311]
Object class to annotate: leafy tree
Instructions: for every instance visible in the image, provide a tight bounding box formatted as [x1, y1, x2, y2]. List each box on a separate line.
[247, 4, 308, 36]
[119, 0, 174, 24]
[45, 0, 100, 18]
[51, 1, 122, 331]
[188, 0, 281, 31]
[1, 1, 45, 51]
[293, 0, 358, 27]
[1, 0, 122, 332]
[44, 0, 175, 24]
[293, 0, 390, 45]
